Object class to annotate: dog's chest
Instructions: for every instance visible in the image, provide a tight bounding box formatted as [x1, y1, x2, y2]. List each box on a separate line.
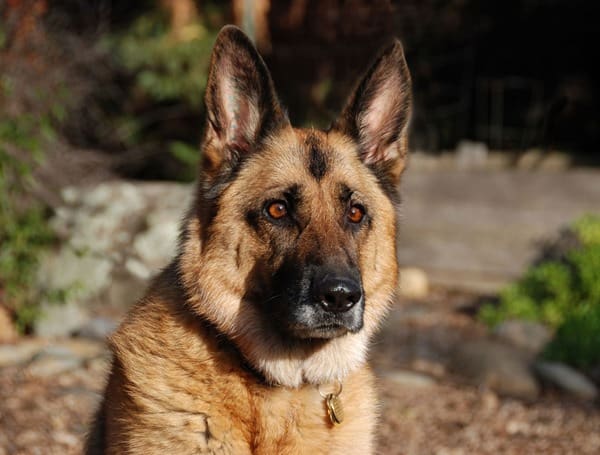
[108, 297, 377, 454]
[132, 376, 375, 454]
[246, 384, 375, 454]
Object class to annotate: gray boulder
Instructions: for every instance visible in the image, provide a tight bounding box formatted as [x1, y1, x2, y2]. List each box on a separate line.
[534, 361, 598, 401]
[33, 301, 90, 338]
[494, 319, 553, 355]
[450, 339, 539, 400]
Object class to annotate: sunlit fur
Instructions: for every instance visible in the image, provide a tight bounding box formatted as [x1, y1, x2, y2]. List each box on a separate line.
[87, 25, 411, 455]
[179, 128, 400, 387]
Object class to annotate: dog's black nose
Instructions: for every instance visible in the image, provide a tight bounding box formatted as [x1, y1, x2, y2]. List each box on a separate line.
[313, 276, 363, 313]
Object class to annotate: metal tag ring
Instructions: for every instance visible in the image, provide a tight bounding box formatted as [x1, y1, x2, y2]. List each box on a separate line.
[317, 379, 343, 398]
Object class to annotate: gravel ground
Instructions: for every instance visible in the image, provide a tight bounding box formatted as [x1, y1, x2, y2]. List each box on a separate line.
[0, 357, 108, 455]
[1, 293, 599, 454]
[2, 357, 599, 455]
[378, 380, 600, 454]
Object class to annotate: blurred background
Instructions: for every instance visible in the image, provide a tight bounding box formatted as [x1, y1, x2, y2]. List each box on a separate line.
[1, 1, 600, 454]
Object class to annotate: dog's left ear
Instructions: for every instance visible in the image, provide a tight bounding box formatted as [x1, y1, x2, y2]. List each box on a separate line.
[333, 40, 412, 183]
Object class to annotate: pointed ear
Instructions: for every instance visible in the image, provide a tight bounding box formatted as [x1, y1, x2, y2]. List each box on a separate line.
[202, 25, 289, 172]
[333, 39, 412, 183]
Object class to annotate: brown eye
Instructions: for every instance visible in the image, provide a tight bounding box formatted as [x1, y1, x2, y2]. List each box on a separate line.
[267, 201, 288, 220]
[347, 204, 365, 224]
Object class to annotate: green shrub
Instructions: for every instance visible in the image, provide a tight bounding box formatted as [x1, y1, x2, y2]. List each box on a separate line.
[479, 260, 575, 328]
[573, 214, 600, 246]
[544, 304, 600, 370]
[0, 206, 55, 331]
[169, 140, 200, 180]
[0, 78, 57, 332]
[106, 11, 218, 109]
[102, 11, 219, 180]
[479, 215, 600, 369]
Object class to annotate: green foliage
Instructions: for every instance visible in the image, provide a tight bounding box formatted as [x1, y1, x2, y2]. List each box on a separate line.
[479, 261, 574, 328]
[0, 207, 55, 332]
[107, 14, 217, 108]
[544, 304, 600, 369]
[0, 79, 57, 331]
[104, 11, 221, 180]
[573, 214, 600, 247]
[0, 24, 6, 50]
[169, 140, 199, 180]
[479, 215, 600, 369]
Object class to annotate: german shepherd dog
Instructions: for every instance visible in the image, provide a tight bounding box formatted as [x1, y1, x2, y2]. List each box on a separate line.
[87, 25, 411, 454]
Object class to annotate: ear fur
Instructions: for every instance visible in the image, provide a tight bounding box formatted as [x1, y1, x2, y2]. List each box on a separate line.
[333, 40, 412, 183]
[202, 25, 289, 173]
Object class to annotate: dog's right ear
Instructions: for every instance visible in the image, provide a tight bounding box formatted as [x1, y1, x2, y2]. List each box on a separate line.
[202, 25, 289, 174]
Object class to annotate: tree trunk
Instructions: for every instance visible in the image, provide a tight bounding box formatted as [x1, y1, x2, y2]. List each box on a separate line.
[160, 0, 200, 40]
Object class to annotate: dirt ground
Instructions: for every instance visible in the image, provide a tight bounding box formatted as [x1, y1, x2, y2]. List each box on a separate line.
[2, 356, 599, 454]
[1, 292, 599, 454]
[377, 380, 600, 454]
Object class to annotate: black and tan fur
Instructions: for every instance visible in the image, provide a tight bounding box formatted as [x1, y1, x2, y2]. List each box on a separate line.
[87, 25, 412, 454]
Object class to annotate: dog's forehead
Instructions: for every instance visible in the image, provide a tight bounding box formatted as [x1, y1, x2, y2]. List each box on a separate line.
[230, 127, 390, 211]
[250, 128, 367, 186]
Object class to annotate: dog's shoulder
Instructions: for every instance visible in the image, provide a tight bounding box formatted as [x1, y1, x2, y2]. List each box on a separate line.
[102, 265, 256, 453]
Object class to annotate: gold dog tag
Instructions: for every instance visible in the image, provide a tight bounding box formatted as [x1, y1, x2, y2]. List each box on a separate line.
[326, 393, 344, 425]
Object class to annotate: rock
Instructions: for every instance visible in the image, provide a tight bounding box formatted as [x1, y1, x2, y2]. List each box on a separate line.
[26, 353, 82, 378]
[0, 306, 18, 343]
[23, 338, 105, 377]
[538, 152, 571, 171]
[125, 257, 152, 280]
[450, 340, 539, 400]
[382, 369, 437, 388]
[52, 182, 150, 255]
[455, 140, 488, 170]
[60, 186, 80, 205]
[37, 247, 113, 299]
[35, 245, 113, 337]
[516, 149, 543, 170]
[36, 182, 193, 322]
[493, 319, 552, 355]
[53, 431, 79, 447]
[77, 317, 118, 341]
[0, 339, 47, 367]
[69, 212, 133, 255]
[87, 355, 111, 374]
[104, 271, 147, 310]
[133, 218, 179, 269]
[486, 152, 512, 170]
[14, 429, 41, 447]
[399, 267, 429, 299]
[411, 358, 446, 378]
[82, 182, 147, 213]
[33, 301, 90, 338]
[534, 361, 598, 400]
[41, 338, 106, 360]
[480, 390, 500, 413]
[505, 419, 531, 436]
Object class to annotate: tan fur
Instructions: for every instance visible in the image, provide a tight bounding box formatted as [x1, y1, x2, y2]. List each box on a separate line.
[180, 128, 399, 388]
[87, 25, 411, 454]
[98, 265, 377, 454]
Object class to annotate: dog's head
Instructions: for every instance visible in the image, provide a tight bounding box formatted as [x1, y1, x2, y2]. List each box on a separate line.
[180, 25, 411, 387]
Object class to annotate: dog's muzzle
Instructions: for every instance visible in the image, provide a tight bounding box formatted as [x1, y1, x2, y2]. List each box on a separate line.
[272, 264, 365, 340]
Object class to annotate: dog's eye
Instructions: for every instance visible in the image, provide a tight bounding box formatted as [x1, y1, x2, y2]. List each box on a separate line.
[347, 204, 365, 224]
[266, 200, 288, 220]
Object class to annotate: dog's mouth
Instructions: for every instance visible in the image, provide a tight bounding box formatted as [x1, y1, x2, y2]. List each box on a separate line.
[288, 323, 352, 340]
[279, 300, 365, 340]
